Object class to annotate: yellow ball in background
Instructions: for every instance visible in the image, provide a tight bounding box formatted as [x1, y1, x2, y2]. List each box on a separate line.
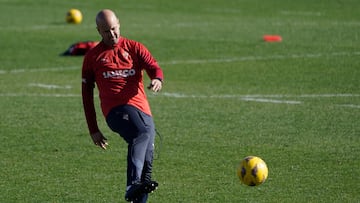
[66, 9, 82, 24]
[237, 156, 269, 186]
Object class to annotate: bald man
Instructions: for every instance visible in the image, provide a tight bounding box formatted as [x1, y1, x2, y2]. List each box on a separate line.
[81, 9, 163, 203]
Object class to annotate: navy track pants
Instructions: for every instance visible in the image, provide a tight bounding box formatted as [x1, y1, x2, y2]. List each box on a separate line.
[106, 105, 155, 187]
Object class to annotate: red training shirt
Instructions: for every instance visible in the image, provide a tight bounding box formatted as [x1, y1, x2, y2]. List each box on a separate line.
[82, 37, 163, 134]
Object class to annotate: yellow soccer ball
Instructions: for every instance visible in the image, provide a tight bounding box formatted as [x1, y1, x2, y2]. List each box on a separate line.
[66, 9, 83, 24]
[237, 156, 269, 186]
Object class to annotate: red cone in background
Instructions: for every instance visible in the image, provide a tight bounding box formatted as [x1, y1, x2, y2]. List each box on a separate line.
[263, 35, 282, 42]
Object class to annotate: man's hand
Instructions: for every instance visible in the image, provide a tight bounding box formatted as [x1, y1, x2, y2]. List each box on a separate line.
[90, 131, 108, 150]
[147, 78, 162, 92]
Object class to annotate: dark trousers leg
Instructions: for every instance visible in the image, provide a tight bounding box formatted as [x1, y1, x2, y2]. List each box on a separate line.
[106, 105, 155, 185]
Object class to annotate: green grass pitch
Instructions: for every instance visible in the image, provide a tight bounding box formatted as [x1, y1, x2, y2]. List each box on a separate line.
[0, 0, 359, 202]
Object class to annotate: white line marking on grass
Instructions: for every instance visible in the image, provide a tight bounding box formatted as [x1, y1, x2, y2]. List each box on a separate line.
[28, 83, 72, 89]
[280, 11, 322, 16]
[161, 92, 360, 99]
[1, 92, 358, 106]
[1, 92, 302, 104]
[160, 51, 360, 65]
[161, 92, 201, 98]
[337, 104, 360, 109]
[3, 92, 355, 99]
[236, 93, 360, 98]
[240, 97, 301, 104]
[0, 93, 79, 97]
[1, 51, 359, 75]
[161, 92, 301, 104]
[2, 92, 358, 101]
[0, 66, 79, 74]
[331, 21, 360, 26]
[297, 94, 360, 98]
